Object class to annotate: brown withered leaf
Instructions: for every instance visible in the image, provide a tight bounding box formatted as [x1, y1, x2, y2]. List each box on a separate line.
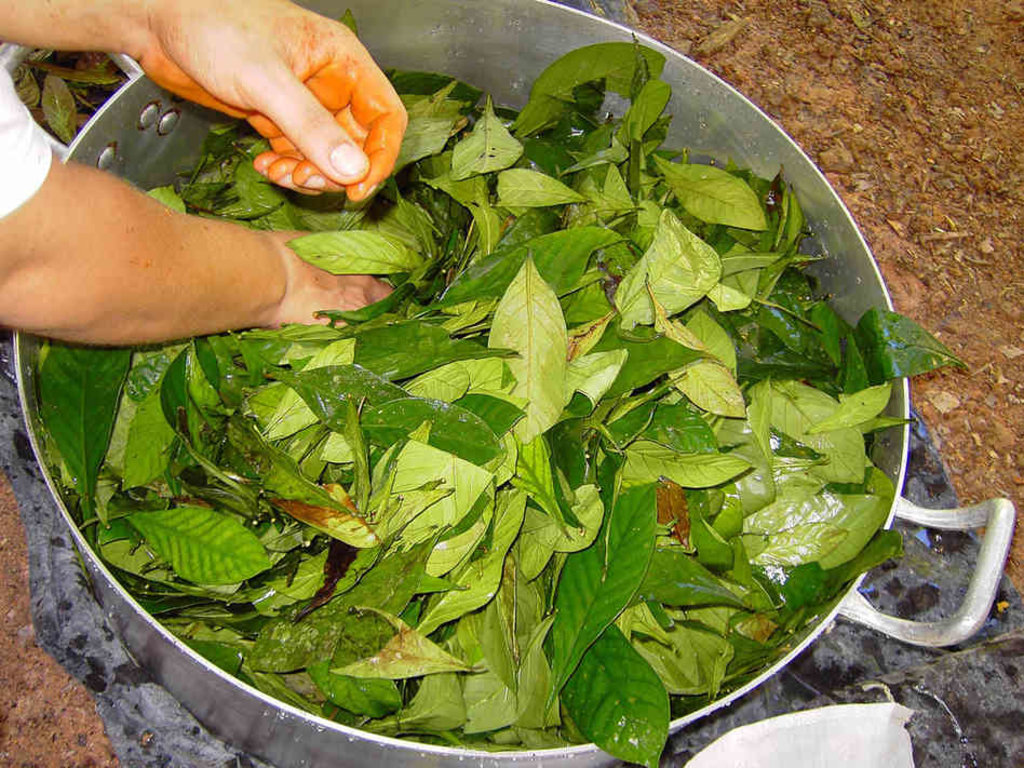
[656, 479, 690, 547]
[735, 613, 779, 643]
[567, 311, 615, 362]
[294, 539, 359, 622]
[271, 494, 378, 549]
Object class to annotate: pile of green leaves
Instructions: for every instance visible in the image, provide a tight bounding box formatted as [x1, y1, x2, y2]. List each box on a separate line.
[35, 41, 962, 766]
[16, 50, 129, 145]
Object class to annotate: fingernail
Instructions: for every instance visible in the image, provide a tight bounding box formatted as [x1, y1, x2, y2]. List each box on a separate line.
[303, 175, 326, 190]
[330, 143, 369, 180]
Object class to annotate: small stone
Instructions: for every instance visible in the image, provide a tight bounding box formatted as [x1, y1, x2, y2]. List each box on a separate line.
[806, 2, 834, 29]
[1001, 345, 1024, 359]
[991, 420, 1015, 453]
[979, 237, 995, 254]
[16, 623, 34, 647]
[819, 143, 855, 172]
[697, 18, 748, 55]
[928, 390, 961, 414]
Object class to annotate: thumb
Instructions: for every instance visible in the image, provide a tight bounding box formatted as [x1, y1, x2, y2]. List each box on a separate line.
[245, 62, 369, 186]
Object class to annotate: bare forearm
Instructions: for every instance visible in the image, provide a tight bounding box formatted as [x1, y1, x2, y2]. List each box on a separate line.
[0, 1, 154, 56]
[0, 160, 290, 344]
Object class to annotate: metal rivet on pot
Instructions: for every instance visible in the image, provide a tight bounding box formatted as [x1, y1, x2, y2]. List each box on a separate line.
[157, 109, 180, 136]
[96, 142, 117, 171]
[138, 101, 161, 130]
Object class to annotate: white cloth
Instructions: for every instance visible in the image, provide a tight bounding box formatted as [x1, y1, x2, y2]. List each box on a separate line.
[685, 703, 916, 768]
[0, 68, 54, 218]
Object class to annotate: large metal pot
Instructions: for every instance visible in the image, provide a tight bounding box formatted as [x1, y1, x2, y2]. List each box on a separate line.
[9, 1, 1016, 766]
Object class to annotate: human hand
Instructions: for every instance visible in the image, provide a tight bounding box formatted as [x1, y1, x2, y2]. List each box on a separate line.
[136, 0, 406, 201]
[267, 232, 392, 327]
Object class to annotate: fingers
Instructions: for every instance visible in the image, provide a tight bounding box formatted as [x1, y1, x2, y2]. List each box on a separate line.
[244, 59, 371, 187]
[254, 151, 343, 194]
[318, 61, 407, 200]
[346, 106, 408, 201]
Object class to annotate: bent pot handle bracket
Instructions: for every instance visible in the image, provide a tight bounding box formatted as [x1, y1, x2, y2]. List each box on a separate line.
[838, 496, 1016, 647]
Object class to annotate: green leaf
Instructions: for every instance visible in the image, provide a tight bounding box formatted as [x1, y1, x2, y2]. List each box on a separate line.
[355, 321, 508, 381]
[287, 231, 420, 275]
[639, 547, 746, 608]
[807, 383, 893, 434]
[361, 397, 503, 465]
[654, 156, 768, 230]
[669, 359, 746, 418]
[549, 484, 657, 701]
[417, 488, 526, 635]
[268, 364, 406, 434]
[560, 138, 629, 176]
[332, 608, 470, 678]
[41, 74, 76, 143]
[394, 115, 462, 171]
[565, 349, 629, 406]
[218, 161, 288, 219]
[518, 485, 604, 580]
[767, 380, 867, 484]
[308, 660, 401, 717]
[122, 389, 176, 488]
[642, 403, 719, 454]
[633, 621, 733, 698]
[13, 66, 39, 108]
[616, 209, 722, 328]
[622, 441, 750, 488]
[594, 329, 703, 397]
[376, 672, 467, 734]
[425, 494, 493, 577]
[439, 227, 620, 306]
[686, 308, 738, 373]
[488, 257, 568, 442]
[147, 186, 186, 213]
[748, 523, 848, 567]
[404, 362, 471, 402]
[513, 435, 565, 523]
[454, 393, 525, 437]
[854, 308, 964, 382]
[127, 506, 271, 584]
[382, 439, 493, 543]
[561, 625, 668, 768]
[513, 43, 666, 136]
[339, 8, 358, 33]
[745, 490, 890, 568]
[39, 345, 130, 517]
[248, 541, 432, 672]
[228, 418, 378, 547]
[497, 169, 586, 208]
[264, 339, 355, 440]
[618, 79, 672, 145]
[451, 96, 524, 179]
[463, 669, 518, 734]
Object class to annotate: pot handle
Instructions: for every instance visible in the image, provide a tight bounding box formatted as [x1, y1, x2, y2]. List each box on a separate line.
[1, 43, 143, 158]
[837, 496, 1016, 647]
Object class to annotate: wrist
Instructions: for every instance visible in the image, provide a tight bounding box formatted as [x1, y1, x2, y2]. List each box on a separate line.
[261, 231, 305, 328]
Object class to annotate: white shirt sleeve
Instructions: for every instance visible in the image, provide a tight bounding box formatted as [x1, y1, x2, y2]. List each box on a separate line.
[0, 69, 54, 219]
